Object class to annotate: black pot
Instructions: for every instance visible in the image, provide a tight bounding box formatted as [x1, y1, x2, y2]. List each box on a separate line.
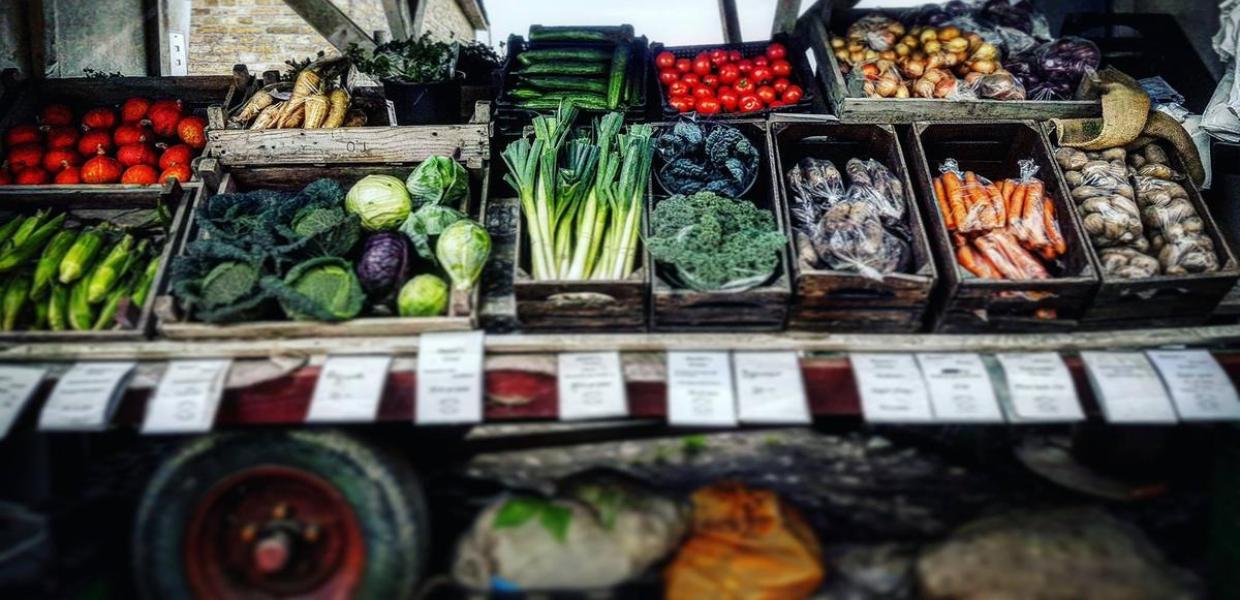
[382, 78, 462, 125]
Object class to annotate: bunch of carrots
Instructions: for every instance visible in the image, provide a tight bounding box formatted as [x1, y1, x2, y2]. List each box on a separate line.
[932, 159, 1067, 281]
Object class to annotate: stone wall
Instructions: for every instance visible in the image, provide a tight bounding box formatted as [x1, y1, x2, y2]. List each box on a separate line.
[418, 0, 477, 43]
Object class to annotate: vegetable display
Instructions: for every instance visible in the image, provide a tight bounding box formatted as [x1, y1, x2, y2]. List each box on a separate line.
[504, 26, 641, 111]
[932, 159, 1068, 286]
[1, 99, 202, 186]
[230, 57, 364, 130]
[500, 105, 653, 282]
[785, 157, 912, 280]
[1055, 144, 1220, 278]
[654, 42, 805, 114]
[0, 209, 165, 332]
[647, 191, 786, 292]
[169, 157, 489, 324]
[654, 120, 759, 198]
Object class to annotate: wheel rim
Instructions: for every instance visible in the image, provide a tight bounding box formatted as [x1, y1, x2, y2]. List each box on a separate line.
[185, 465, 366, 598]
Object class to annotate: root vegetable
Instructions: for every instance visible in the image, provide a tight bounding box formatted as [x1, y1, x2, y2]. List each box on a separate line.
[323, 89, 350, 128]
[234, 88, 274, 124]
[302, 94, 329, 129]
[249, 102, 283, 130]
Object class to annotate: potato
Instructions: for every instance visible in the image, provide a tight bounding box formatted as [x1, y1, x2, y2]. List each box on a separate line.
[1101, 147, 1127, 161]
[1128, 154, 1146, 168]
[1054, 147, 1088, 171]
[1064, 170, 1084, 187]
[1143, 144, 1169, 165]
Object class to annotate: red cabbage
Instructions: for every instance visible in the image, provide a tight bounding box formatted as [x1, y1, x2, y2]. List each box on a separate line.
[355, 232, 410, 300]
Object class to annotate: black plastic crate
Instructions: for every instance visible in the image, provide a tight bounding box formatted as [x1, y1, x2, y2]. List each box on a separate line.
[648, 33, 820, 120]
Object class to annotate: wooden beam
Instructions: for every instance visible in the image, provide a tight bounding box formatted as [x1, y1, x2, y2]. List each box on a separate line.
[718, 0, 742, 43]
[281, 0, 376, 52]
[772, 0, 800, 37]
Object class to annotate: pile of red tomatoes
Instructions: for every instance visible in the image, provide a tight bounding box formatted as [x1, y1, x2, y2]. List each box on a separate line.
[655, 42, 806, 115]
[0, 98, 206, 186]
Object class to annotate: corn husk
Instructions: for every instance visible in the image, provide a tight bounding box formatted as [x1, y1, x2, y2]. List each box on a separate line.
[303, 94, 329, 129]
[323, 89, 350, 128]
[250, 101, 284, 130]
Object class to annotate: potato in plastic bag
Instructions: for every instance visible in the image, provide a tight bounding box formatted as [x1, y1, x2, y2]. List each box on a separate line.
[845, 158, 906, 227]
[811, 196, 910, 281]
[785, 157, 845, 234]
[1099, 246, 1160, 279]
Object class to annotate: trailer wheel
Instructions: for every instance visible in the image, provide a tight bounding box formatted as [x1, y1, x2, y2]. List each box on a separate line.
[133, 430, 428, 599]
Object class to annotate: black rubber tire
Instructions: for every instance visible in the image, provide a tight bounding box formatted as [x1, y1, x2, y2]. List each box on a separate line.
[132, 429, 429, 600]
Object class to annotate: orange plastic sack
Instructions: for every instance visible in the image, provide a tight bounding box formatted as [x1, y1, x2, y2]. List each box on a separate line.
[665, 482, 825, 600]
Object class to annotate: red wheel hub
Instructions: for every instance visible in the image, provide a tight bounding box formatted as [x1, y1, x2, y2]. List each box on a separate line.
[185, 466, 365, 599]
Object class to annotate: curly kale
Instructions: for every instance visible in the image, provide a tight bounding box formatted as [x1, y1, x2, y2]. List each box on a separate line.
[655, 120, 759, 197]
[196, 190, 288, 248]
[169, 240, 274, 323]
[647, 191, 787, 292]
[271, 179, 361, 259]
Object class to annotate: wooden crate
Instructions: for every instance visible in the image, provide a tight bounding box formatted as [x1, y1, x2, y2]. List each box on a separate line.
[905, 121, 1100, 332]
[804, 8, 1102, 123]
[0, 181, 195, 342]
[0, 74, 235, 195]
[1038, 124, 1240, 328]
[204, 65, 490, 170]
[649, 119, 792, 332]
[769, 117, 937, 332]
[155, 163, 487, 340]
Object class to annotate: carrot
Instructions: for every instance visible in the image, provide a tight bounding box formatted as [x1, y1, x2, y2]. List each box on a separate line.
[973, 234, 1024, 279]
[944, 171, 968, 232]
[992, 230, 1050, 279]
[1007, 182, 1026, 229]
[986, 182, 1006, 226]
[957, 243, 1001, 279]
[962, 171, 993, 230]
[1043, 196, 1067, 256]
[934, 176, 954, 230]
[1021, 179, 1049, 248]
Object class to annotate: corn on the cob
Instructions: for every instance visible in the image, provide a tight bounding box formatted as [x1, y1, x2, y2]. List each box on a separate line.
[87, 233, 134, 304]
[2, 212, 46, 254]
[323, 89, 350, 128]
[32, 230, 77, 299]
[250, 102, 283, 130]
[129, 255, 161, 309]
[303, 94, 329, 129]
[92, 278, 131, 331]
[0, 218, 23, 248]
[0, 213, 67, 273]
[59, 227, 105, 284]
[47, 285, 68, 332]
[2, 274, 29, 331]
[33, 291, 48, 329]
[67, 279, 94, 331]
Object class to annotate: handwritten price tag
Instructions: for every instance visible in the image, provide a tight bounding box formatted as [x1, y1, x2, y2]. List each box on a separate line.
[416, 331, 485, 425]
[850, 353, 934, 423]
[1080, 352, 1177, 424]
[1146, 350, 1240, 421]
[558, 352, 627, 421]
[995, 353, 1083, 422]
[916, 353, 1004, 423]
[307, 356, 393, 423]
[666, 352, 737, 427]
[142, 360, 233, 434]
[39, 361, 136, 431]
[0, 366, 46, 439]
[734, 351, 809, 424]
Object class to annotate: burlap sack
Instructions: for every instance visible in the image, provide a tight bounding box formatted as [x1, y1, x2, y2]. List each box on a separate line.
[1052, 67, 1151, 151]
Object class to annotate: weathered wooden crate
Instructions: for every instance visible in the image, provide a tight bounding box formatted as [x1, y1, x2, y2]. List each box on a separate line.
[769, 117, 937, 332]
[205, 65, 490, 170]
[905, 121, 1099, 332]
[1039, 124, 1240, 329]
[0, 73, 235, 195]
[155, 162, 487, 340]
[0, 181, 194, 342]
[804, 8, 1102, 123]
[649, 119, 791, 332]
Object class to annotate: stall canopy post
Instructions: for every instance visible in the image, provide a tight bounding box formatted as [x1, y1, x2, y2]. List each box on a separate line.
[282, 0, 377, 52]
[772, 0, 800, 36]
[381, 0, 416, 41]
[718, 0, 742, 43]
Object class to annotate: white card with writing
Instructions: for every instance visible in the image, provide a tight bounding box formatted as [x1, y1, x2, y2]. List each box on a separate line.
[734, 351, 810, 424]
[39, 361, 136, 431]
[995, 353, 1084, 422]
[1080, 352, 1177, 424]
[915, 353, 1004, 423]
[1146, 350, 1240, 421]
[142, 359, 233, 434]
[0, 365, 46, 439]
[666, 352, 737, 427]
[558, 352, 628, 421]
[306, 355, 392, 423]
[850, 353, 934, 423]
[416, 331, 485, 425]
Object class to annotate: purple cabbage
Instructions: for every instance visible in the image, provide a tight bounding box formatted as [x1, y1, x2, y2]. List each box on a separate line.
[355, 232, 410, 301]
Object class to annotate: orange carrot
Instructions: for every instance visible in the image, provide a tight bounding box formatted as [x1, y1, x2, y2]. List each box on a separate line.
[1007, 182, 1026, 229]
[934, 176, 954, 230]
[957, 243, 1001, 279]
[943, 171, 968, 232]
[986, 182, 1006, 226]
[1043, 196, 1067, 256]
[1022, 179, 1048, 248]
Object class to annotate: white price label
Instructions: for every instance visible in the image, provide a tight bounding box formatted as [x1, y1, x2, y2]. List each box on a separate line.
[416, 331, 485, 425]
[734, 352, 810, 424]
[1146, 350, 1240, 421]
[995, 353, 1083, 422]
[142, 360, 232, 434]
[307, 356, 393, 423]
[916, 353, 1004, 423]
[850, 353, 934, 423]
[0, 366, 46, 439]
[1080, 352, 1177, 424]
[666, 352, 737, 427]
[39, 362, 136, 431]
[557, 352, 627, 421]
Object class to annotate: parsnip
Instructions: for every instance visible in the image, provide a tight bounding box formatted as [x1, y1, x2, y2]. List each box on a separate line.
[233, 88, 274, 125]
[249, 102, 283, 130]
[303, 94, 328, 129]
[323, 89, 349, 128]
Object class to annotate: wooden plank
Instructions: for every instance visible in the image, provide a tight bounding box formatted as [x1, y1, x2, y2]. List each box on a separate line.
[208, 122, 490, 168]
[718, 0, 742, 43]
[281, 0, 376, 52]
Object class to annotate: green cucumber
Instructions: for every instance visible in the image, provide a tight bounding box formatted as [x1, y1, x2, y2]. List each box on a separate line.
[507, 86, 544, 100]
[515, 62, 609, 76]
[528, 25, 633, 43]
[516, 48, 612, 66]
[519, 76, 608, 94]
[516, 93, 609, 110]
[607, 43, 631, 109]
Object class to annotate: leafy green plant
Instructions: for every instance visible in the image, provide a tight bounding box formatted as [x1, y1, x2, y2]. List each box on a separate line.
[647, 191, 787, 292]
[169, 240, 273, 323]
[266, 256, 365, 321]
[457, 40, 501, 84]
[348, 34, 458, 84]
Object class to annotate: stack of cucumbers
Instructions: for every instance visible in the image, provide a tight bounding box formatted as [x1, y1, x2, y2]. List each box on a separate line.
[0, 210, 163, 333]
[507, 25, 640, 111]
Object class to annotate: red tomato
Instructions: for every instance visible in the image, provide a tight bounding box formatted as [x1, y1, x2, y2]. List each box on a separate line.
[768, 100, 785, 109]
[692, 56, 712, 76]
[701, 74, 719, 89]
[681, 72, 700, 86]
[709, 49, 727, 65]
[675, 58, 692, 73]
[766, 42, 787, 60]
[734, 78, 754, 94]
[659, 68, 681, 85]
[668, 81, 691, 97]
[756, 85, 777, 104]
[773, 78, 791, 93]
[717, 88, 739, 112]
[718, 64, 740, 84]
[669, 97, 695, 113]
[696, 97, 721, 114]
[656, 51, 676, 69]
[728, 50, 743, 62]
[692, 86, 715, 100]
[738, 95, 763, 113]
[754, 56, 769, 67]
[751, 66, 773, 84]
[772, 59, 792, 78]
[736, 59, 753, 73]
[782, 84, 804, 104]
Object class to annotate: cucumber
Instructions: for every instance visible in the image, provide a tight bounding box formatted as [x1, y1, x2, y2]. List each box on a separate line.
[515, 62, 609, 76]
[528, 25, 633, 43]
[516, 93, 609, 110]
[607, 43, 631, 109]
[507, 86, 544, 100]
[516, 48, 612, 66]
[519, 76, 608, 94]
